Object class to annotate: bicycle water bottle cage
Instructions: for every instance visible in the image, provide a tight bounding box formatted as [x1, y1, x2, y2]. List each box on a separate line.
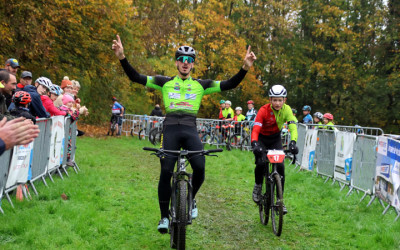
[267, 150, 285, 163]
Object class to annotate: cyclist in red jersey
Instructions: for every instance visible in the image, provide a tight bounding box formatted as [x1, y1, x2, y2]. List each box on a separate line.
[251, 85, 299, 214]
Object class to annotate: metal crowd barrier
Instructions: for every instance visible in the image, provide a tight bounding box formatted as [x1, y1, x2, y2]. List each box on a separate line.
[0, 116, 80, 212]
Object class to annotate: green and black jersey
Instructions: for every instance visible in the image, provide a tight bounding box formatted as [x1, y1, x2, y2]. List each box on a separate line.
[120, 58, 248, 126]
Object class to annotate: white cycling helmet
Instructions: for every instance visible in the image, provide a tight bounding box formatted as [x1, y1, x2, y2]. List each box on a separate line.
[268, 85, 287, 97]
[35, 77, 53, 90]
[235, 107, 242, 111]
[225, 100, 232, 105]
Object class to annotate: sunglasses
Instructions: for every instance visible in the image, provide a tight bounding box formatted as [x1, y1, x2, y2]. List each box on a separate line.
[177, 56, 194, 63]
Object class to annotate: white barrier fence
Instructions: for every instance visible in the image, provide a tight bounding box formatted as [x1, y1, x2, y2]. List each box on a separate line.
[123, 114, 399, 221]
[0, 116, 79, 212]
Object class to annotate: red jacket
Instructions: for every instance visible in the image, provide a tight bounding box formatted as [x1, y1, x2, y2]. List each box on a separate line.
[40, 95, 67, 116]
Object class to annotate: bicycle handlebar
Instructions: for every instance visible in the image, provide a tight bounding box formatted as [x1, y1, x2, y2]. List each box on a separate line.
[143, 147, 223, 155]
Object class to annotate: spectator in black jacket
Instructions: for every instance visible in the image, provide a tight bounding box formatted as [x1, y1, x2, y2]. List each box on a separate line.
[150, 104, 163, 117]
[9, 77, 50, 118]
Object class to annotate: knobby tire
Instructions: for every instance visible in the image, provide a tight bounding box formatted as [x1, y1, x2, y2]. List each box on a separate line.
[259, 172, 270, 225]
[271, 173, 283, 236]
[176, 180, 187, 249]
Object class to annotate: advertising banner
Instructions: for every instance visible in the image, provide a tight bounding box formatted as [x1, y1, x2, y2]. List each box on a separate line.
[5, 141, 34, 189]
[375, 136, 400, 210]
[48, 116, 65, 172]
[301, 129, 318, 171]
[334, 131, 356, 182]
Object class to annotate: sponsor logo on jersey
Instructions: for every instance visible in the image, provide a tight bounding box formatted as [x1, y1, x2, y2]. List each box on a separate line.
[168, 92, 181, 99]
[174, 82, 180, 91]
[185, 94, 196, 100]
[175, 101, 193, 110]
[187, 84, 192, 91]
[254, 122, 263, 127]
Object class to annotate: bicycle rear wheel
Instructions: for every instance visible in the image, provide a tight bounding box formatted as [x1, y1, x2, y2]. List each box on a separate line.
[259, 174, 270, 225]
[271, 173, 283, 236]
[138, 128, 146, 140]
[175, 181, 189, 249]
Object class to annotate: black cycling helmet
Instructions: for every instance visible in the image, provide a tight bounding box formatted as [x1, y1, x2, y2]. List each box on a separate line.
[175, 46, 196, 60]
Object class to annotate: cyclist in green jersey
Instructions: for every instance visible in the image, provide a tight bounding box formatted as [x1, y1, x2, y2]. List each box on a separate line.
[112, 35, 256, 233]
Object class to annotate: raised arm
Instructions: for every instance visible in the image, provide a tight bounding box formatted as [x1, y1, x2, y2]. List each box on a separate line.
[220, 45, 257, 91]
[112, 35, 147, 85]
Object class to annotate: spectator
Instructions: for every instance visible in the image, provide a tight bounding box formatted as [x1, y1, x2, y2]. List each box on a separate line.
[223, 100, 234, 121]
[218, 100, 226, 119]
[71, 79, 89, 116]
[150, 104, 163, 117]
[0, 69, 17, 109]
[302, 105, 312, 124]
[291, 108, 298, 122]
[245, 100, 257, 121]
[323, 113, 335, 130]
[60, 94, 80, 121]
[0, 70, 16, 120]
[4, 58, 20, 75]
[10, 77, 50, 118]
[54, 76, 73, 108]
[9, 91, 36, 124]
[234, 106, 246, 133]
[42, 84, 67, 116]
[0, 117, 39, 156]
[16, 71, 33, 91]
[313, 112, 324, 128]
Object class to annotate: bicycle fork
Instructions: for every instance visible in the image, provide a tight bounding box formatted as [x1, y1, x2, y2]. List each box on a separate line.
[170, 159, 193, 226]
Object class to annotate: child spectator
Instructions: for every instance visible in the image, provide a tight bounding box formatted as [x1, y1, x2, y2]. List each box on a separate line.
[313, 112, 324, 128]
[60, 94, 80, 121]
[302, 105, 312, 124]
[323, 113, 335, 130]
[9, 91, 36, 124]
[233, 106, 246, 134]
[54, 76, 73, 108]
[42, 84, 67, 116]
[291, 108, 298, 122]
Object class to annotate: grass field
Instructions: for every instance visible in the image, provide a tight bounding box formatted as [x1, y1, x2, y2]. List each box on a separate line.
[0, 136, 399, 249]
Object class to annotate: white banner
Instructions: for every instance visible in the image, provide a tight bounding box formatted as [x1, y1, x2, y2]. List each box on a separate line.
[47, 116, 65, 172]
[6, 141, 34, 189]
[301, 129, 318, 171]
[334, 131, 356, 182]
[375, 136, 400, 210]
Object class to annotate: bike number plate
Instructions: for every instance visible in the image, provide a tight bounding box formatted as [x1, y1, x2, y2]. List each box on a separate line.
[267, 150, 285, 163]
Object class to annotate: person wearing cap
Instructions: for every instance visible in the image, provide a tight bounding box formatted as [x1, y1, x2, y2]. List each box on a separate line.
[16, 71, 33, 91]
[0, 70, 16, 120]
[245, 100, 257, 121]
[0, 69, 17, 109]
[4, 58, 20, 75]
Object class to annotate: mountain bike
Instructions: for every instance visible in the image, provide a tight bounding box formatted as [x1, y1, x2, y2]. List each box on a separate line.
[227, 122, 251, 151]
[143, 147, 223, 249]
[107, 114, 120, 136]
[258, 149, 289, 237]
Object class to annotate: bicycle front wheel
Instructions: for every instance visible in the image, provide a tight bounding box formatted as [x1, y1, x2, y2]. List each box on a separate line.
[175, 180, 187, 249]
[259, 174, 270, 225]
[271, 173, 283, 236]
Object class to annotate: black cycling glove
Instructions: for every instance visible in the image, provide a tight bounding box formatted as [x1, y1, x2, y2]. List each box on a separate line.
[289, 140, 299, 155]
[251, 141, 263, 156]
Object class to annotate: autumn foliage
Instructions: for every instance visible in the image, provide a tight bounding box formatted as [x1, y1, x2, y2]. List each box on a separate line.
[1, 0, 399, 133]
